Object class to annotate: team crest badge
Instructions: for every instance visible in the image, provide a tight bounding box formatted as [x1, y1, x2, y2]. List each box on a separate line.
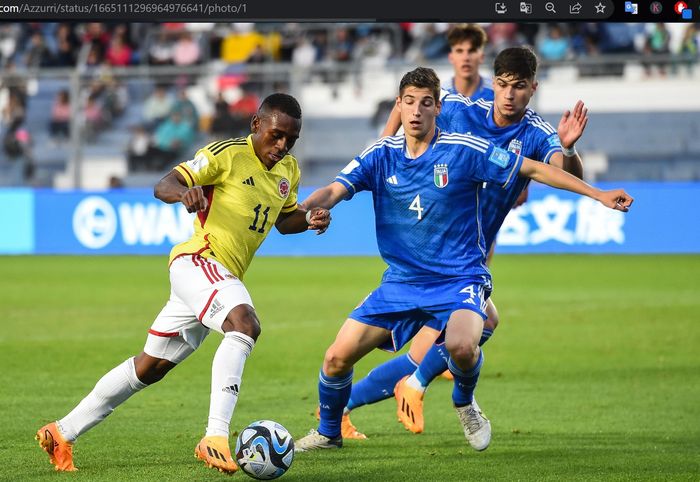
[434, 163, 449, 188]
[507, 138, 523, 155]
[278, 178, 290, 198]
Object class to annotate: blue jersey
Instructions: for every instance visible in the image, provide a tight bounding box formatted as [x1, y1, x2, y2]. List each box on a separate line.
[441, 75, 494, 100]
[336, 128, 523, 284]
[438, 95, 562, 248]
[438, 76, 494, 127]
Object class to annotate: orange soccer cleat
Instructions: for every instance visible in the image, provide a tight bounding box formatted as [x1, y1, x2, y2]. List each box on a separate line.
[35, 422, 77, 472]
[314, 406, 367, 440]
[194, 435, 239, 474]
[394, 376, 425, 434]
[440, 369, 454, 380]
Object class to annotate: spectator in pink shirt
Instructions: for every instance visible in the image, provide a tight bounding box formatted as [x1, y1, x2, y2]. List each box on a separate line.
[49, 89, 71, 140]
[173, 32, 200, 66]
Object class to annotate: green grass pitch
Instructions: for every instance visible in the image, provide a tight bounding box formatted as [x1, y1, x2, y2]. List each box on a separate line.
[1, 255, 699, 481]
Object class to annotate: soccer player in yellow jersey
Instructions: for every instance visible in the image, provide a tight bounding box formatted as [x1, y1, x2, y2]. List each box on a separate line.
[36, 94, 330, 474]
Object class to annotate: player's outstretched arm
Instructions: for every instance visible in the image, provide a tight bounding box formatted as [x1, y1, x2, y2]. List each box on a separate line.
[300, 181, 349, 211]
[296, 181, 351, 235]
[519, 157, 633, 212]
[275, 207, 331, 235]
[154, 170, 208, 213]
[380, 104, 402, 138]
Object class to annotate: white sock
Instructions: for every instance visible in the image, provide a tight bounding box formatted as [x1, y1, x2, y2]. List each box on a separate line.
[205, 332, 255, 437]
[58, 357, 147, 442]
[406, 373, 427, 393]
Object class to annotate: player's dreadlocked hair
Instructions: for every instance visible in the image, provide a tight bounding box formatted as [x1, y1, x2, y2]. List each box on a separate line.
[447, 23, 487, 50]
[399, 67, 441, 103]
[494, 46, 538, 80]
[259, 93, 302, 119]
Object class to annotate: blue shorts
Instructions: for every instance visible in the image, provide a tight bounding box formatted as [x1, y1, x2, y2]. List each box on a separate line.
[349, 277, 491, 352]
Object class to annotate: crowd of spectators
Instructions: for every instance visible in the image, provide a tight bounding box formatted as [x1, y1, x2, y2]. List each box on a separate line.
[126, 80, 263, 173]
[127, 85, 200, 172]
[1, 22, 697, 73]
[0, 21, 699, 182]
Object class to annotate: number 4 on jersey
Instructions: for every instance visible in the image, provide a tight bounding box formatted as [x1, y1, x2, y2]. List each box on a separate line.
[460, 285, 476, 305]
[409, 194, 424, 220]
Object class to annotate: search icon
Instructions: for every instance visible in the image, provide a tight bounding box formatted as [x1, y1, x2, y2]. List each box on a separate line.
[545, 2, 556, 12]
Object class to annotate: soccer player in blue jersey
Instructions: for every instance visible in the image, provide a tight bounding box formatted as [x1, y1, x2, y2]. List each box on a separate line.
[294, 67, 632, 452]
[381, 24, 493, 141]
[345, 28, 495, 438]
[344, 46, 588, 438]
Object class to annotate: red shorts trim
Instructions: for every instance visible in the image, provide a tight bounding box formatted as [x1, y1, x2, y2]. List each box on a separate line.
[148, 329, 180, 337]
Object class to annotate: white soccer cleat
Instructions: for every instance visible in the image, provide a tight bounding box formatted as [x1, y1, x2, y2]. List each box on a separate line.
[455, 399, 491, 451]
[295, 429, 342, 452]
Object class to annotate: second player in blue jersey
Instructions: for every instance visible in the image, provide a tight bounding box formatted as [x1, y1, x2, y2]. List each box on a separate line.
[295, 67, 632, 454]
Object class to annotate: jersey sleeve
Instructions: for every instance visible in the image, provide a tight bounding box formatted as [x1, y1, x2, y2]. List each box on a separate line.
[467, 136, 524, 189]
[174, 141, 233, 187]
[538, 129, 563, 164]
[280, 160, 301, 213]
[334, 148, 378, 200]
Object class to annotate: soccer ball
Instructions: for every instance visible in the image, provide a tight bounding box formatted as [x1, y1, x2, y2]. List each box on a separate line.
[235, 420, 294, 480]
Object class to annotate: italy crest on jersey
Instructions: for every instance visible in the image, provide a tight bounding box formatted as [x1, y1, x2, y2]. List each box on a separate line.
[434, 163, 449, 188]
[507, 138, 523, 155]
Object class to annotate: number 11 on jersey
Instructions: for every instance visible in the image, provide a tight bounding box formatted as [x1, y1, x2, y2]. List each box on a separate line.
[409, 194, 424, 220]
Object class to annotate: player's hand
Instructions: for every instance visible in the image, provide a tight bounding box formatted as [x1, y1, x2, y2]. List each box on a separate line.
[307, 207, 331, 235]
[558, 100, 588, 151]
[596, 189, 634, 212]
[181, 186, 208, 213]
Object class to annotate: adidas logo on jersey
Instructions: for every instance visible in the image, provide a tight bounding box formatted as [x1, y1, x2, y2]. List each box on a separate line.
[386, 175, 398, 185]
[209, 299, 224, 318]
[242, 176, 255, 186]
[222, 384, 239, 395]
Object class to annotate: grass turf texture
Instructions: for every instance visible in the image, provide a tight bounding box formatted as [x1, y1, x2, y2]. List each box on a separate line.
[1, 255, 698, 481]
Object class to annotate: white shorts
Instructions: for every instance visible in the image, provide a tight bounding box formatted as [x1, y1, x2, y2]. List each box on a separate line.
[143, 254, 254, 363]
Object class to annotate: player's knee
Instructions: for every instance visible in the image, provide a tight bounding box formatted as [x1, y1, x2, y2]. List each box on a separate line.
[322, 347, 352, 376]
[445, 339, 478, 366]
[221, 304, 261, 341]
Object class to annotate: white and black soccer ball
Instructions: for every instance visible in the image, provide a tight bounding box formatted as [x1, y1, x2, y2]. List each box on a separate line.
[235, 420, 294, 480]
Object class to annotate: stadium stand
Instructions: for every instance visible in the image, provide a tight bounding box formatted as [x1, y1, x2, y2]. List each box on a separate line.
[0, 22, 698, 188]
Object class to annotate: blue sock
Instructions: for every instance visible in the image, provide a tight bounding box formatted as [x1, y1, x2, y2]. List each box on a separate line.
[449, 350, 484, 407]
[347, 354, 417, 410]
[479, 328, 494, 346]
[415, 343, 449, 387]
[318, 369, 353, 438]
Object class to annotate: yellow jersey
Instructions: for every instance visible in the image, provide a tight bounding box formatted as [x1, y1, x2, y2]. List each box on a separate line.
[170, 135, 300, 279]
